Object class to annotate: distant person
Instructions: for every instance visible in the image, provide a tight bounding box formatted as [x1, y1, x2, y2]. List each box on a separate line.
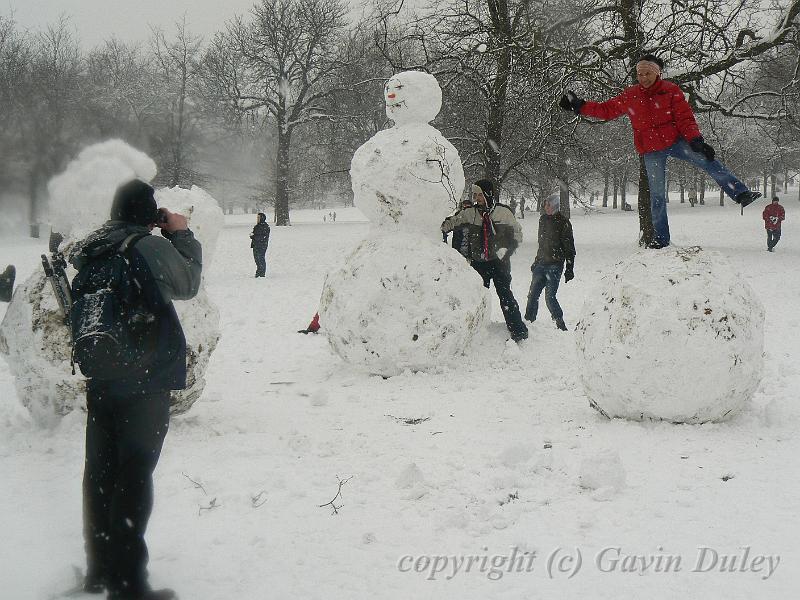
[560, 52, 761, 248]
[70, 179, 201, 600]
[250, 212, 270, 277]
[441, 179, 528, 342]
[763, 196, 785, 252]
[332, 211, 337, 222]
[0, 264, 15, 302]
[524, 195, 576, 331]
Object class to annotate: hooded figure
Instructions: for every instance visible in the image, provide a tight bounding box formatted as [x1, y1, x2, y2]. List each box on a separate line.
[250, 212, 270, 277]
[441, 179, 528, 342]
[71, 178, 201, 600]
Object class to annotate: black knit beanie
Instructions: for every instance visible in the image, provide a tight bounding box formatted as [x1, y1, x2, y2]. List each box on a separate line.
[111, 179, 158, 225]
[473, 179, 495, 207]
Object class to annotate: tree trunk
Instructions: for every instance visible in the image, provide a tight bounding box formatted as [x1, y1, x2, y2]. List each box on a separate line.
[612, 175, 618, 209]
[559, 176, 570, 219]
[679, 177, 685, 203]
[719, 187, 724, 205]
[28, 162, 42, 238]
[762, 168, 768, 197]
[274, 124, 292, 226]
[621, 171, 628, 210]
[700, 177, 706, 204]
[602, 166, 609, 207]
[770, 172, 776, 199]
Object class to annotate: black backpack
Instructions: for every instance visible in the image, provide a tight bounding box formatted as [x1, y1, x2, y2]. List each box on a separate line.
[69, 233, 158, 380]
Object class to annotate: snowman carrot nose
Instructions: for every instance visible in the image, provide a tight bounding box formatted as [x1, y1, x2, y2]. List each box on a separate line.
[387, 93, 396, 99]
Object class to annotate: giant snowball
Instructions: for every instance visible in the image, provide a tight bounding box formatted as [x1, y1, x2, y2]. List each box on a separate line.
[351, 71, 465, 236]
[0, 142, 222, 424]
[319, 234, 489, 376]
[575, 247, 764, 423]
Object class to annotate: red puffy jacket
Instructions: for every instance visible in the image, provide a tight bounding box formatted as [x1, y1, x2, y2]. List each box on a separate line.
[579, 79, 701, 155]
[763, 203, 785, 231]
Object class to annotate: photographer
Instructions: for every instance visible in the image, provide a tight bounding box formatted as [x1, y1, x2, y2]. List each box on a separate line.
[0, 264, 15, 302]
[70, 179, 201, 600]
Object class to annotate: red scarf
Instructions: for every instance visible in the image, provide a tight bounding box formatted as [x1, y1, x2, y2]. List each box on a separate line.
[482, 211, 491, 259]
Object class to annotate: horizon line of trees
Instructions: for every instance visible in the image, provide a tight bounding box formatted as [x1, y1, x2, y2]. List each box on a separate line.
[1, 0, 798, 238]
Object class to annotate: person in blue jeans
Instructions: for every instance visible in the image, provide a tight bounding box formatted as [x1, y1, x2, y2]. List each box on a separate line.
[560, 53, 761, 248]
[525, 195, 575, 331]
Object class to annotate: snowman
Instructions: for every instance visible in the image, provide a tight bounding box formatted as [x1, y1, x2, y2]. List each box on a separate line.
[320, 71, 489, 376]
[0, 140, 222, 424]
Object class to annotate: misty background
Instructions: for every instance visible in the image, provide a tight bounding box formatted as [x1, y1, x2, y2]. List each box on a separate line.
[1, 0, 798, 236]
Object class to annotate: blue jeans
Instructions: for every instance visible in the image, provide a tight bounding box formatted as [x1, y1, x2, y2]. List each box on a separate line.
[525, 263, 563, 321]
[767, 229, 781, 250]
[253, 247, 267, 277]
[643, 139, 749, 245]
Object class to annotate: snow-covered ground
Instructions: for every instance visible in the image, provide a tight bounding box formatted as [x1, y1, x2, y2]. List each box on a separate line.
[1, 198, 798, 599]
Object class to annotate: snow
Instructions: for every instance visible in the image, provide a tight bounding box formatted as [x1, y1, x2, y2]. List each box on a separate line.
[1, 198, 799, 599]
[575, 246, 764, 423]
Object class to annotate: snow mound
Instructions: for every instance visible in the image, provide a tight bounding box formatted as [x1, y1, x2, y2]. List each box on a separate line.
[48, 139, 157, 240]
[319, 234, 489, 376]
[575, 246, 764, 423]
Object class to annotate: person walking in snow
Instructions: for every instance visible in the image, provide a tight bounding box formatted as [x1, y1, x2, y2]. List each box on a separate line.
[524, 194, 576, 331]
[250, 212, 270, 277]
[559, 53, 762, 248]
[763, 196, 785, 252]
[71, 179, 201, 600]
[441, 179, 529, 342]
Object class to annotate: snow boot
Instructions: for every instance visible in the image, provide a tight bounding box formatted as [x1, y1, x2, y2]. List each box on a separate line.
[511, 328, 529, 342]
[734, 191, 762, 214]
[108, 588, 176, 600]
[0, 264, 15, 302]
[82, 571, 106, 594]
[555, 318, 568, 331]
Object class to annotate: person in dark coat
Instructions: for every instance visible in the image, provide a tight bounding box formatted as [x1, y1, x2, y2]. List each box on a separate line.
[524, 194, 576, 331]
[441, 179, 529, 342]
[560, 53, 761, 248]
[763, 196, 785, 252]
[250, 212, 270, 277]
[0, 264, 15, 302]
[449, 197, 473, 258]
[71, 179, 202, 600]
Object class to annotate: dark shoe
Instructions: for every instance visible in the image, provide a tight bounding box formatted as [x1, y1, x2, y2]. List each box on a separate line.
[555, 318, 568, 331]
[646, 240, 669, 249]
[734, 191, 762, 214]
[523, 311, 535, 323]
[109, 588, 177, 600]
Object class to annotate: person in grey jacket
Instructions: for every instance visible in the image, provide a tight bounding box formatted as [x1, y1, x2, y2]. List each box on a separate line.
[441, 179, 528, 342]
[70, 179, 201, 600]
[524, 194, 576, 330]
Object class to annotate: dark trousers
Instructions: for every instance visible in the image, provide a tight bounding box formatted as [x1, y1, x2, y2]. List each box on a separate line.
[253, 247, 267, 277]
[525, 262, 564, 321]
[471, 259, 528, 337]
[767, 229, 781, 250]
[83, 388, 171, 596]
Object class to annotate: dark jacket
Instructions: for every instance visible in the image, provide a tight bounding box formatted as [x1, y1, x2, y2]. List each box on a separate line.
[534, 213, 576, 266]
[441, 204, 522, 263]
[70, 221, 202, 393]
[579, 79, 701, 154]
[251, 222, 270, 249]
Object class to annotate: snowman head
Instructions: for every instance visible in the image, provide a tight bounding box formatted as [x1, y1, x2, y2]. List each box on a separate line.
[384, 71, 442, 126]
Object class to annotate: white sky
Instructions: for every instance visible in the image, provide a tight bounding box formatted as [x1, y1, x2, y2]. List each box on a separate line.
[2, 0, 294, 48]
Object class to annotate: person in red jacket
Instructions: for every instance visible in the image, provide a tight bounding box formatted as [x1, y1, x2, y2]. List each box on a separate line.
[560, 54, 762, 248]
[763, 196, 785, 252]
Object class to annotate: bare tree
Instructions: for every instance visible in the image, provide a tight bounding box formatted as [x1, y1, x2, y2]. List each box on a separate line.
[199, 0, 349, 225]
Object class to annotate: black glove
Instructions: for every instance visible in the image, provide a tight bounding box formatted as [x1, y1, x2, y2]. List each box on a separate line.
[564, 263, 574, 283]
[559, 91, 585, 115]
[689, 136, 715, 161]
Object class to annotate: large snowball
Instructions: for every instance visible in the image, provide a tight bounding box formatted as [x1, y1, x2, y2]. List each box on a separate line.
[0, 175, 222, 424]
[351, 123, 465, 237]
[319, 234, 489, 376]
[48, 139, 157, 240]
[575, 246, 764, 423]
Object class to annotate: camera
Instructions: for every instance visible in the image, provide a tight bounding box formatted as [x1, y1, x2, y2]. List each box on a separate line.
[157, 208, 169, 225]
